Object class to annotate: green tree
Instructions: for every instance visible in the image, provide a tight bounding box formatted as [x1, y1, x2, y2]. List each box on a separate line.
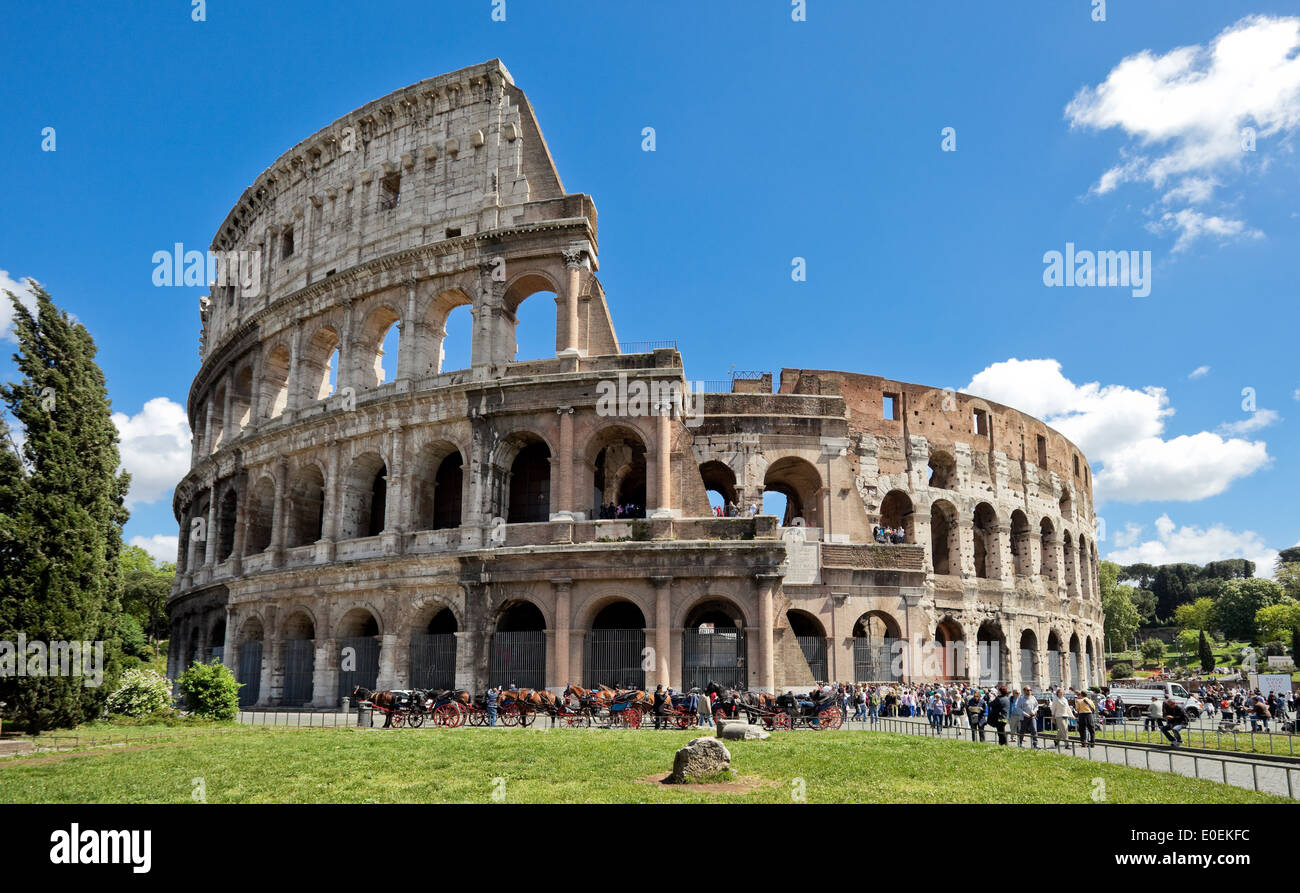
[119, 545, 173, 651]
[1139, 639, 1165, 665]
[1215, 578, 1284, 642]
[1102, 584, 1140, 651]
[0, 284, 130, 731]
[177, 661, 240, 720]
[1119, 563, 1158, 590]
[1174, 628, 1200, 656]
[1128, 588, 1158, 622]
[1173, 597, 1216, 632]
[1197, 630, 1215, 673]
[1254, 600, 1300, 644]
[1151, 563, 1201, 619]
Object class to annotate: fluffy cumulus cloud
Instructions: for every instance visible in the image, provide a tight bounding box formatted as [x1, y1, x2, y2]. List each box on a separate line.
[0, 270, 39, 341]
[113, 397, 192, 507]
[962, 358, 1270, 503]
[1066, 15, 1300, 250]
[1106, 515, 1279, 579]
[130, 534, 179, 565]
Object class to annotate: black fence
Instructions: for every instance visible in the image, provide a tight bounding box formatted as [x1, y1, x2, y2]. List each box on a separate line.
[796, 635, 827, 683]
[853, 638, 901, 682]
[682, 627, 746, 691]
[282, 639, 315, 707]
[489, 630, 546, 689]
[337, 636, 380, 702]
[238, 642, 263, 707]
[409, 634, 456, 690]
[584, 629, 645, 689]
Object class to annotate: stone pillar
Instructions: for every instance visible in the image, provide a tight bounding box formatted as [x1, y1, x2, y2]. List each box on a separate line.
[203, 474, 218, 567]
[957, 517, 975, 578]
[204, 399, 217, 455]
[995, 523, 1014, 583]
[248, 349, 263, 431]
[553, 579, 572, 686]
[651, 576, 672, 689]
[270, 459, 287, 566]
[337, 299, 355, 396]
[313, 638, 338, 708]
[286, 322, 302, 415]
[756, 573, 778, 694]
[221, 374, 234, 443]
[650, 404, 673, 519]
[560, 246, 584, 356]
[264, 639, 283, 705]
[376, 634, 398, 690]
[554, 406, 574, 519]
[229, 478, 246, 575]
[257, 638, 273, 706]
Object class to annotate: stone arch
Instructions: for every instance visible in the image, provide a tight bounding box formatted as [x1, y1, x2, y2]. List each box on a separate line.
[1046, 629, 1066, 688]
[1078, 534, 1092, 600]
[677, 594, 753, 631]
[502, 270, 560, 362]
[932, 617, 965, 680]
[1068, 632, 1083, 688]
[698, 459, 738, 512]
[879, 489, 914, 542]
[231, 364, 254, 432]
[681, 597, 748, 691]
[409, 602, 459, 689]
[355, 302, 402, 389]
[493, 430, 552, 524]
[930, 499, 959, 575]
[972, 502, 998, 579]
[341, 451, 387, 539]
[586, 424, 648, 517]
[208, 383, 227, 452]
[300, 325, 340, 403]
[1062, 530, 1078, 597]
[1010, 510, 1032, 576]
[787, 609, 828, 682]
[336, 605, 382, 701]
[280, 608, 316, 707]
[1059, 486, 1074, 520]
[927, 449, 956, 490]
[489, 599, 548, 689]
[1039, 517, 1058, 582]
[244, 475, 276, 555]
[574, 590, 654, 631]
[976, 619, 1009, 686]
[762, 455, 822, 527]
[852, 610, 902, 682]
[411, 440, 464, 531]
[1018, 628, 1039, 688]
[286, 462, 326, 548]
[422, 287, 475, 375]
[216, 485, 238, 563]
[337, 605, 382, 638]
[261, 342, 291, 419]
[584, 599, 649, 689]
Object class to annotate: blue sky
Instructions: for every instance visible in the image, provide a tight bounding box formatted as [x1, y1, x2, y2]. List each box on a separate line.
[1, 0, 1296, 571]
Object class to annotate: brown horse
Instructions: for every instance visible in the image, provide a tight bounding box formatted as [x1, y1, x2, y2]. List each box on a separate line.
[352, 686, 399, 727]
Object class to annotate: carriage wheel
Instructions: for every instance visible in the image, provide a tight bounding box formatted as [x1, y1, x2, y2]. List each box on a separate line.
[518, 707, 536, 728]
[469, 708, 487, 727]
[623, 707, 642, 729]
[407, 710, 425, 729]
[432, 704, 455, 727]
[817, 707, 842, 730]
[500, 704, 519, 727]
[389, 711, 405, 729]
[773, 713, 792, 731]
[674, 711, 694, 729]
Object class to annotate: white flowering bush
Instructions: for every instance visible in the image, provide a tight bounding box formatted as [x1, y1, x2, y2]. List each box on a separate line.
[106, 669, 174, 717]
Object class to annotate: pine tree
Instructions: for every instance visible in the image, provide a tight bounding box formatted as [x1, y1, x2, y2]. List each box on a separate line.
[0, 283, 129, 731]
[1198, 629, 1215, 674]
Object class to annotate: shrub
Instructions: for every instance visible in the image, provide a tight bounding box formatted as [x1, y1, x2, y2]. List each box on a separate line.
[106, 669, 174, 717]
[176, 661, 241, 720]
[1109, 662, 1133, 679]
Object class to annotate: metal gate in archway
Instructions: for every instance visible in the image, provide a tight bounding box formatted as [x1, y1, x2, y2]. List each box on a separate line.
[796, 635, 827, 683]
[409, 634, 457, 690]
[583, 629, 645, 689]
[489, 631, 546, 690]
[238, 642, 263, 707]
[337, 636, 380, 702]
[853, 637, 900, 682]
[682, 627, 746, 691]
[282, 639, 315, 706]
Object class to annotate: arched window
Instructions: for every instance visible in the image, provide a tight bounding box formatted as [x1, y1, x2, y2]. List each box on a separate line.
[927, 450, 956, 489]
[699, 460, 738, 515]
[879, 490, 913, 542]
[262, 344, 290, 419]
[341, 452, 387, 539]
[244, 476, 275, 555]
[972, 502, 998, 579]
[1010, 510, 1032, 576]
[216, 487, 238, 563]
[412, 443, 463, 530]
[287, 465, 325, 547]
[1039, 518, 1057, 582]
[762, 456, 822, 527]
[930, 500, 958, 575]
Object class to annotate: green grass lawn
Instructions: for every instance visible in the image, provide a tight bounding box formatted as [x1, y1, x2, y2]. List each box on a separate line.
[1094, 723, 1300, 757]
[0, 725, 1285, 804]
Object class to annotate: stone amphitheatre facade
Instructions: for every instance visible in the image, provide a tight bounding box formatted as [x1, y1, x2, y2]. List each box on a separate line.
[167, 59, 1104, 707]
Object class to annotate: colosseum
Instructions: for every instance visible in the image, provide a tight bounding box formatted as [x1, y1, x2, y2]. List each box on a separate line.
[167, 59, 1105, 707]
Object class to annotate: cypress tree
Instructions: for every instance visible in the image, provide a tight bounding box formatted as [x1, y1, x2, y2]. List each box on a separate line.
[1292, 627, 1300, 669]
[0, 284, 129, 731]
[1198, 629, 1215, 674]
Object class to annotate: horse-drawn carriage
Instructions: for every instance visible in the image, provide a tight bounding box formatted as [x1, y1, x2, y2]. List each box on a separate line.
[706, 682, 843, 731]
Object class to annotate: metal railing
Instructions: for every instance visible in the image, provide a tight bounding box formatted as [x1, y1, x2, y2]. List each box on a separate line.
[618, 340, 677, 354]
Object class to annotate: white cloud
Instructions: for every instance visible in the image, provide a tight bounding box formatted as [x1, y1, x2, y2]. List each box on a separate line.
[1067, 15, 1300, 250]
[1293, 388, 1300, 401]
[130, 534, 179, 565]
[113, 397, 192, 507]
[1106, 514, 1279, 579]
[1217, 408, 1281, 435]
[1188, 365, 1211, 380]
[963, 358, 1270, 503]
[0, 270, 39, 342]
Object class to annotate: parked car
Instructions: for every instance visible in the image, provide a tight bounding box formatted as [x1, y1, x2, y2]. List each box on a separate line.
[1103, 682, 1199, 719]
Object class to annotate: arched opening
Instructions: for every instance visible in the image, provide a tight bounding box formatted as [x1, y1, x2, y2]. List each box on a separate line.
[930, 500, 958, 575]
[410, 607, 458, 689]
[1046, 631, 1065, 688]
[189, 492, 212, 568]
[1059, 488, 1073, 519]
[336, 608, 380, 702]
[853, 611, 902, 682]
[411, 443, 463, 531]
[216, 487, 238, 563]
[504, 274, 559, 362]
[425, 290, 475, 375]
[358, 305, 402, 389]
[209, 618, 226, 665]
[281, 612, 315, 707]
[187, 627, 201, 669]
[1084, 635, 1095, 686]
[489, 601, 547, 689]
[341, 452, 387, 539]
[927, 450, 956, 489]
[287, 465, 325, 548]
[584, 600, 648, 688]
[244, 476, 275, 556]
[976, 621, 1008, 687]
[301, 327, 340, 403]
[878, 490, 914, 543]
[232, 366, 253, 432]
[236, 618, 263, 707]
[208, 386, 226, 453]
[497, 435, 550, 524]
[1039, 518, 1057, 582]
[1019, 629, 1039, 689]
[1062, 531, 1078, 597]
[787, 610, 827, 682]
[591, 427, 647, 518]
[933, 618, 966, 680]
[972, 502, 998, 579]
[762, 456, 822, 527]
[682, 599, 746, 691]
[1078, 535, 1092, 600]
[699, 460, 738, 515]
[262, 344, 290, 419]
[1010, 510, 1032, 576]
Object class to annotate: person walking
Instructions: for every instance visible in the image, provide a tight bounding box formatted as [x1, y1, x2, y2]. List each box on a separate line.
[697, 688, 713, 727]
[1074, 690, 1097, 747]
[653, 684, 667, 730]
[1050, 688, 1074, 749]
[1016, 687, 1039, 748]
[1007, 687, 1023, 743]
[966, 691, 987, 742]
[989, 686, 1010, 745]
[1145, 696, 1163, 733]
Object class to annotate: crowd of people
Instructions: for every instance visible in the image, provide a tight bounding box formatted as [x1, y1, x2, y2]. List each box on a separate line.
[597, 502, 645, 519]
[872, 526, 906, 544]
[712, 501, 758, 518]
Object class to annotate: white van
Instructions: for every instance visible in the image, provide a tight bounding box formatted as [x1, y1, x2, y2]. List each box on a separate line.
[1106, 682, 1199, 719]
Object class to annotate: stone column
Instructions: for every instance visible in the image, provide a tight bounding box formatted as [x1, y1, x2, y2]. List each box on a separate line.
[337, 299, 355, 396]
[957, 517, 975, 578]
[286, 322, 302, 415]
[229, 478, 246, 575]
[553, 579, 572, 686]
[204, 399, 217, 455]
[270, 459, 287, 566]
[995, 523, 1014, 583]
[651, 576, 672, 689]
[756, 573, 779, 694]
[313, 638, 338, 708]
[554, 406, 574, 520]
[203, 474, 218, 567]
[264, 639, 283, 705]
[560, 246, 584, 356]
[376, 634, 398, 690]
[221, 374, 234, 442]
[650, 403, 673, 519]
[248, 349, 263, 431]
